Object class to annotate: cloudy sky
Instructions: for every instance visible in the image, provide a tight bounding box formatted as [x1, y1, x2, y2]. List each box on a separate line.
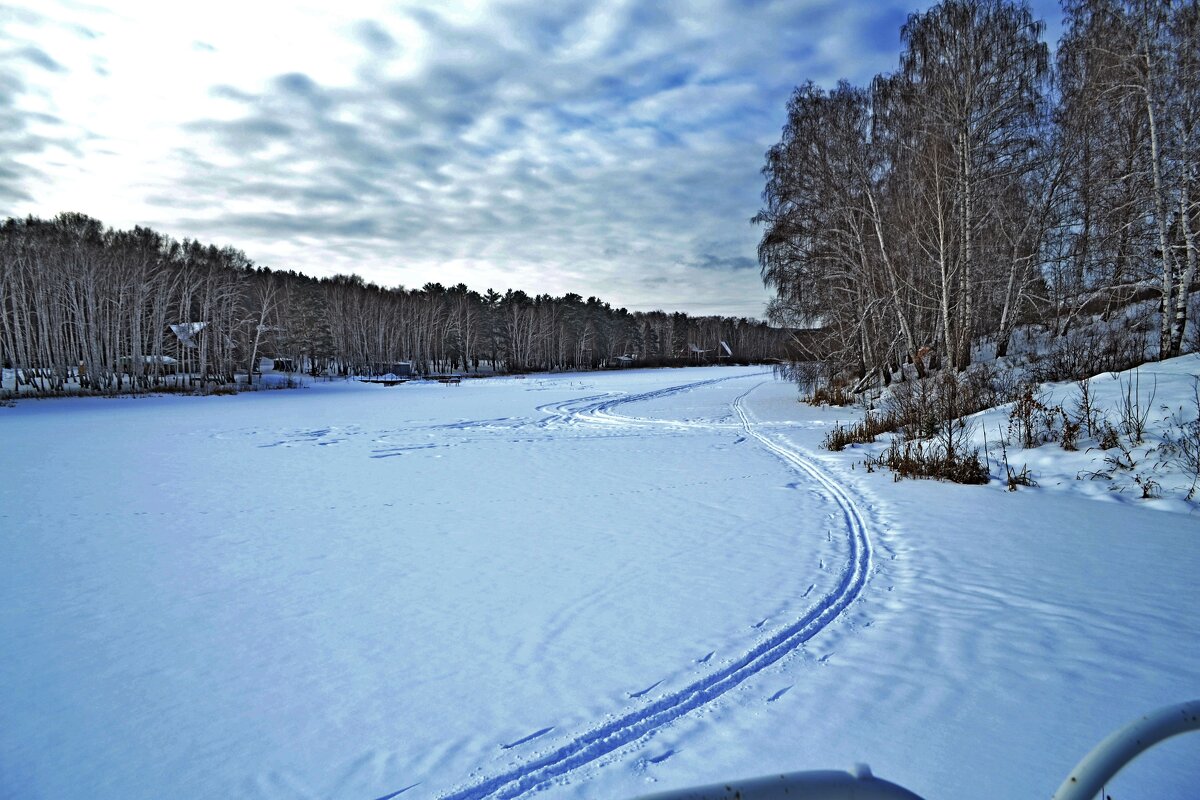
[1, 0, 1063, 318]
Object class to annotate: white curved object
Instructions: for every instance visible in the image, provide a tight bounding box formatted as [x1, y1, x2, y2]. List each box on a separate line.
[1051, 699, 1200, 800]
[631, 768, 926, 800]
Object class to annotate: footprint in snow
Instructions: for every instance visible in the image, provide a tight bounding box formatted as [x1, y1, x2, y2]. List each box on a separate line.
[629, 679, 663, 699]
[500, 727, 554, 750]
[767, 685, 792, 703]
[646, 749, 676, 765]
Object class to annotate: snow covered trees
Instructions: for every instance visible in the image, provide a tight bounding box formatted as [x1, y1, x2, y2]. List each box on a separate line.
[759, 0, 1199, 385]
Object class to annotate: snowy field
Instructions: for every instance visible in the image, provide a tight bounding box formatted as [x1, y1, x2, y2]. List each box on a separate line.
[1, 365, 1197, 800]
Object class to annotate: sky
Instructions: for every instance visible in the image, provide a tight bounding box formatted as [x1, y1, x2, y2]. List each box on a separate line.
[0, 0, 1064, 318]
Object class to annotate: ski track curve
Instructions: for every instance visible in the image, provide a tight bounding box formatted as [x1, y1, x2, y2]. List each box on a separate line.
[420, 375, 873, 800]
[534, 372, 767, 430]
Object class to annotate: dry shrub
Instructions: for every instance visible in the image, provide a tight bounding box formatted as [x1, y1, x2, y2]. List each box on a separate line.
[1007, 383, 1051, 449]
[823, 409, 901, 450]
[1059, 409, 1081, 451]
[808, 383, 857, 406]
[886, 367, 1003, 442]
[1098, 420, 1122, 450]
[1030, 326, 1149, 383]
[1160, 378, 1200, 500]
[868, 439, 989, 484]
[825, 366, 1007, 457]
[1073, 377, 1099, 438]
[1116, 370, 1156, 444]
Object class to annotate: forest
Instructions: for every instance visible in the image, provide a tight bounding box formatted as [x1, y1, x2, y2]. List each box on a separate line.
[0, 213, 790, 396]
[756, 0, 1199, 390]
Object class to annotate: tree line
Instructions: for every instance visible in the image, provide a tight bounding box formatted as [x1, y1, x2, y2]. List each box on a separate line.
[0, 213, 790, 396]
[756, 0, 1198, 388]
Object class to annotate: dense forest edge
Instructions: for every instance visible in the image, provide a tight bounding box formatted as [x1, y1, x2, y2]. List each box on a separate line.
[0, 214, 791, 398]
[757, 0, 1198, 389]
[756, 0, 1200, 491]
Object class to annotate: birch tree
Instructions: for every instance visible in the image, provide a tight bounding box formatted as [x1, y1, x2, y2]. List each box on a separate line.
[898, 0, 1050, 369]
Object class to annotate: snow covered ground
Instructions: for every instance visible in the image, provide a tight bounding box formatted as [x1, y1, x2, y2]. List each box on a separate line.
[973, 354, 1200, 509]
[1, 365, 1196, 800]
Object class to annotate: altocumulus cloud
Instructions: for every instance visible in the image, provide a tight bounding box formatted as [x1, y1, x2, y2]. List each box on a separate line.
[1, 0, 1062, 316]
[0, 6, 76, 206]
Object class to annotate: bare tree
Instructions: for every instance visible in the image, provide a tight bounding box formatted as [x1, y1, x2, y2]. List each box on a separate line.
[898, 0, 1050, 369]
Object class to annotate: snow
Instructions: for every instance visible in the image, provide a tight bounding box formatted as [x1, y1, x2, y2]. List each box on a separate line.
[0, 365, 1196, 800]
[973, 354, 1200, 509]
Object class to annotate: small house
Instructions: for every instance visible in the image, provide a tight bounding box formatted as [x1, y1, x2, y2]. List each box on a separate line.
[118, 355, 180, 375]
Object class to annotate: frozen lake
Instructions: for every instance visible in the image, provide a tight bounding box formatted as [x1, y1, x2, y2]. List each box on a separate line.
[1, 366, 1196, 799]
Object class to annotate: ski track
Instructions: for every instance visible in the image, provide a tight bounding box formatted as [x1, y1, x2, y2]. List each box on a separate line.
[387, 374, 875, 800]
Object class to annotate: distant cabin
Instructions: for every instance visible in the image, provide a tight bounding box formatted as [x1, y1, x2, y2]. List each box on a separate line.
[611, 355, 636, 368]
[119, 355, 179, 374]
